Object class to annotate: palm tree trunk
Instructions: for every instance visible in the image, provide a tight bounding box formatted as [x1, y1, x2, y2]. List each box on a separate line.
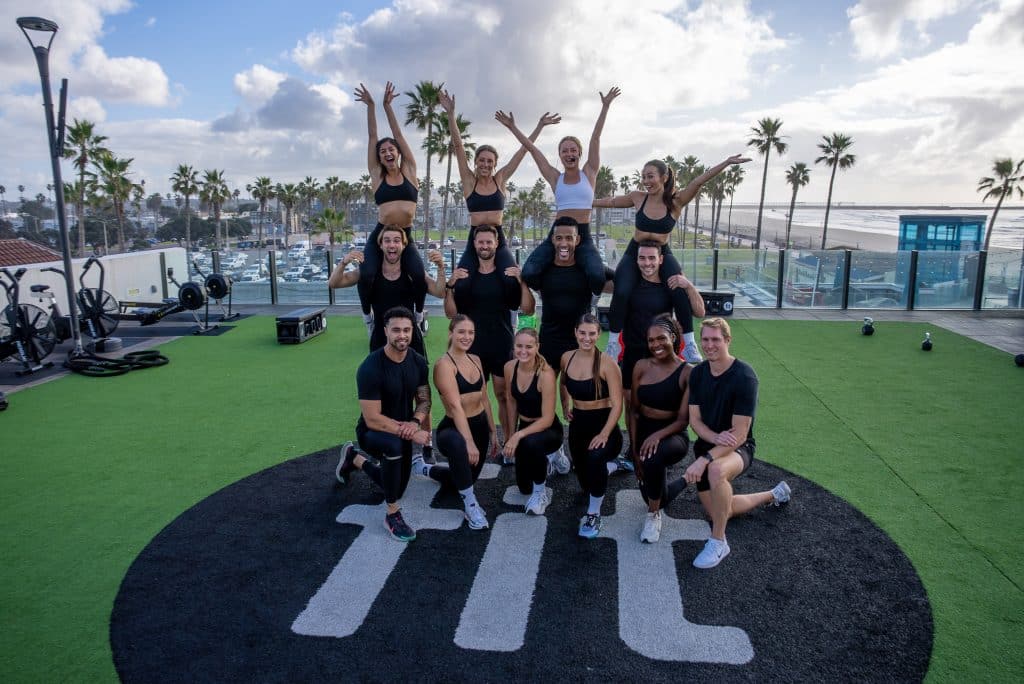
[756, 151, 770, 250]
[693, 197, 700, 250]
[184, 197, 192, 255]
[115, 205, 126, 253]
[727, 195, 735, 246]
[983, 191, 1006, 252]
[422, 120, 434, 248]
[786, 186, 798, 248]
[821, 162, 838, 250]
[440, 149, 453, 248]
[681, 206, 689, 250]
[77, 173, 86, 256]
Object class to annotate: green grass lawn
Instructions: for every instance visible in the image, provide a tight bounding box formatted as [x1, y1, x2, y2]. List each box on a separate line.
[1, 316, 1021, 682]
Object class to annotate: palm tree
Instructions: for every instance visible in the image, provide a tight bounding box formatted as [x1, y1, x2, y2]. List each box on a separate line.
[170, 165, 199, 252]
[200, 169, 230, 251]
[748, 117, 787, 250]
[94, 153, 134, 253]
[315, 207, 352, 249]
[784, 163, 811, 248]
[427, 110, 473, 247]
[248, 176, 275, 262]
[705, 174, 727, 247]
[977, 158, 1024, 252]
[691, 164, 706, 249]
[62, 119, 109, 256]
[594, 165, 616, 235]
[814, 133, 855, 249]
[677, 155, 700, 246]
[299, 176, 320, 235]
[275, 183, 300, 247]
[323, 176, 340, 211]
[404, 80, 443, 245]
[0, 184, 6, 217]
[723, 165, 745, 246]
[618, 176, 631, 195]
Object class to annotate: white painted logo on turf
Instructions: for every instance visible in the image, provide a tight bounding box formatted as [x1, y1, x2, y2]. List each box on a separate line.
[293, 463, 752, 663]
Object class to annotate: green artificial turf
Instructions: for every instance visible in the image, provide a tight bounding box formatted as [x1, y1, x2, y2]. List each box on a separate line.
[1, 316, 1021, 682]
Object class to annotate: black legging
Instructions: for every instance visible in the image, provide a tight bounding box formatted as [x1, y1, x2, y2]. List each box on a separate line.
[608, 239, 694, 333]
[568, 407, 623, 498]
[513, 417, 564, 494]
[634, 414, 689, 504]
[431, 412, 490, 491]
[457, 225, 516, 272]
[358, 223, 427, 315]
[355, 425, 413, 505]
[521, 222, 605, 295]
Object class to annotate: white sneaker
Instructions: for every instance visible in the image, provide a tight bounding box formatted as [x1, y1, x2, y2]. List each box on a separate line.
[464, 503, 489, 530]
[411, 456, 431, 479]
[363, 313, 374, 338]
[548, 446, 571, 476]
[693, 537, 731, 569]
[605, 334, 622, 360]
[771, 481, 791, 506]
[640, 510, 662, 543]
[525, 489, 551, 516]
[682, 343, 703, 364]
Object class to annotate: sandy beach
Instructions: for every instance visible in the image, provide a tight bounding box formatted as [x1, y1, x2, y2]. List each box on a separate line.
[708, 209, 896, 252]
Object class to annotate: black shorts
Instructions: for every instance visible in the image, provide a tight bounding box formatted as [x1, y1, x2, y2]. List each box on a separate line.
[620, 346, 646, 390]
[694, 440, 754, 492]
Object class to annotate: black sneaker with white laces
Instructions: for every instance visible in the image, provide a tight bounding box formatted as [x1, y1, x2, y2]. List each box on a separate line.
[335, 441, 358, 484]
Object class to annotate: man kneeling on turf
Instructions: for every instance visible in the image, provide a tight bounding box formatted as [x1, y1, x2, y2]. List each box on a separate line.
[681, 317, 791, 569]
[336, 306, 432, 542]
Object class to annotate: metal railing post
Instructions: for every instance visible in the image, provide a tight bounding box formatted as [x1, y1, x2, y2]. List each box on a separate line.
[268, 249, 278, 304]
[907, 250, 919, 310]
[842, 250, 852, 310]
[327, 249, 335, 305]
[973, 250, 987, 311]
[776, 248, 785, 308]
[712, 248, 719, 290]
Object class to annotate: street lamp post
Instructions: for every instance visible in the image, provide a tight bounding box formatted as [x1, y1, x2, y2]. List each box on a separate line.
[16, 16, 84, 357]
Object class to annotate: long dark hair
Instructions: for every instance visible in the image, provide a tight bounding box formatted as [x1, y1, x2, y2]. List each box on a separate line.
[645, 159, 675, 208]
[375, 137, 400, 180]
[576, 313, 604, 399]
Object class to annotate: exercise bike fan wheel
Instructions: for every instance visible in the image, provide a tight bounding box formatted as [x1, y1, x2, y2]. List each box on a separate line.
[0, 304, 58, 363]
[76, 288, 120, 338]
[204, 273, 230, 300]
[177, 282, 206, 311]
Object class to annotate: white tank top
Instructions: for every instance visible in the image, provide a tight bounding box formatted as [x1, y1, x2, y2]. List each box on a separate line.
[554, 173, 594, 210]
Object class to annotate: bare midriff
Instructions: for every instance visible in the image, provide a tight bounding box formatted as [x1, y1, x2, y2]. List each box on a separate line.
[634, 229, 672, 245]
[639, 404, 676, 421]
[556, 208, 591, 224]
[378, 201, 417, 227]
[470, 210, 503, 227]
[573, 396, 613, 411]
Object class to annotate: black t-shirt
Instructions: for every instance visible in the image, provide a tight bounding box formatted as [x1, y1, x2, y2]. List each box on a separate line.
[369, 273, 425, 354]
[454, 269, 519, 355]
[539, 263, 591, 349]
[688, 358, 758, 452]
[356, 347, 429, 432]
[624, 277, 673, 353]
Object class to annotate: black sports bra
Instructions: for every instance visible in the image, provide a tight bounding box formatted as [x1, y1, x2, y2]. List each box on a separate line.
[563, 351, 609, 402]
[636, 363, 685, 412]
[635, 195, 676, 234]
[447, 353, 483, 395]
[374, 174, 418, 205]
[466, 180, 504, 213]
[510, 360, 543, 418]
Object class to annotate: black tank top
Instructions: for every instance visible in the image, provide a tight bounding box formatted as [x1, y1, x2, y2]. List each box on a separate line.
[446, 353, 483, 394]
[635, 195, 676, 234]
[374, 174, 418, 205]
[563, 351, 609, 401]
[636, 363, 685, 412]
[466, 180, 504, 213]
[511, 360, 543, 418]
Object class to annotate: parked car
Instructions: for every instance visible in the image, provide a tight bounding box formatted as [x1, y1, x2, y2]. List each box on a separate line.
[283, 267, 306, 282]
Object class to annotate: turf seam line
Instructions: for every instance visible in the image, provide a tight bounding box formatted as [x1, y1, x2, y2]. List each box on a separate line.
[742, 322, 1024, 595]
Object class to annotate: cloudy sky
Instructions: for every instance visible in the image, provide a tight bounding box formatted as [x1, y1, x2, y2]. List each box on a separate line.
[1, 0, 1022, 206]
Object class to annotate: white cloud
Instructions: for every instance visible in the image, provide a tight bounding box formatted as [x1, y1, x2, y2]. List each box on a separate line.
[234, 64, 287, 105]
[847, 0, 974, 60]
[74, 45, 170, 106]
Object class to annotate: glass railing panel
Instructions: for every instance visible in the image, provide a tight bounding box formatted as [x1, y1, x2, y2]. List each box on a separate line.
[715, 249, 779, 307]
[914, 251, 979, 309]
[982, 248, 1023, 310]
[781, 250, 846, 308]
[848, 251, 910, 309]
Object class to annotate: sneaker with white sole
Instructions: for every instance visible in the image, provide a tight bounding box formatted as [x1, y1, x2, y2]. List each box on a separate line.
[464, 503, 489, 530]
[525, 489, 551, 516]
[693, 537, 730, 569]
[682, 343, 703, 365]
[771, 481, 791, 506]
[578, 513, 602, 539]
[549, 447, 571, 476]
[612, 456, 635, 474]
[411, 456, 431, 479]
[605, 334, 622, 360]
[362, 313, 374, 339]
[640, 510, 662, 543]
[336, 441, 358, 484]
[384, 510, 417, 542]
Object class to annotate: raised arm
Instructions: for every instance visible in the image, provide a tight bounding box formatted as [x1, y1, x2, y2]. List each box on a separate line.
[328, 249, 364, 288]
[583, 87, 621, 181]
[495, 110, 560, 189]
[354, 84, 381, 179]
[423, 249, 447, 298]
[439, 90, 475, 190]
[672, 154, 750, 210]
[497, 112, 561, 186]
[381, 81, 418, 180]
[593, 190, 642, 209]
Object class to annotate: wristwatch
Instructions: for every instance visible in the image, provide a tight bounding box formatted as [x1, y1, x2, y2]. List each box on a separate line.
[702, 453, 714, 463]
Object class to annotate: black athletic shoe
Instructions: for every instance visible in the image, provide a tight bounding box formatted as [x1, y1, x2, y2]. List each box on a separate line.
[335, 441, 358, 484]
[384, 510, 416, 542]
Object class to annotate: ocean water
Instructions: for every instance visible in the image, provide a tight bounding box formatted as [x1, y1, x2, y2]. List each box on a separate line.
[752, 205, 1024, 250]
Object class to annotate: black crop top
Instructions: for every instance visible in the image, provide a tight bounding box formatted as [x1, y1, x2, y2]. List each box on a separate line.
[374, 174, 418, 205]
[563, 351, 609, 402]
[510, 361, 543, 419]
[635, 195, 676, 234]
[447, 353, 483, 395]
[636, 363, 685, 412]
[465, 180, 504, 213]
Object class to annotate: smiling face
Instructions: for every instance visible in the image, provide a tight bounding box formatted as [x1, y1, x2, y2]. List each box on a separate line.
[558, 137, 581, 169]
[379, 229, 405, 264]
[647, 325, 676, 360]
[377, 139, 400, 170]
[474, 149, 497, 178]
[473, 229, 497, 262]
[551, 225, 579, 264]
[574, 322, 600, 351]
[700, 323, 731, 362]
[449, 319, 475, 352]
[636, 245, 663, 280]
[642, 164, 667, 194]
[513, 331, 539, 363]
[385, 315, 414, 353]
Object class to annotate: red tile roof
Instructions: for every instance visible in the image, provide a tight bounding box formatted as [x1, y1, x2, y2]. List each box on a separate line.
[0, 238, 63, 267]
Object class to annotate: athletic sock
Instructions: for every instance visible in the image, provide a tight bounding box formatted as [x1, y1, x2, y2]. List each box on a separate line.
[460, 487, 478, 509]
[588, 495, 604, 515]
[532, 482, 546, 495]
[683, 332, 697, 349]
[606, 461, 618, 475]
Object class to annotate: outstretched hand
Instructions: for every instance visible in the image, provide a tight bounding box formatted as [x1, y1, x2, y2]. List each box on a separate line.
[439, 89, 455, 114]
[600, 86, 621, 107]
[354, 83, 373, 106]
[538, 112, 561, 127]
[383, 81, 398, 107]
[494, 110, 515, 128]
[726, 154, 752, 165]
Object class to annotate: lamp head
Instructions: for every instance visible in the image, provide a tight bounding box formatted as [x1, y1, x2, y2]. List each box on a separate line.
[16, 16, 59, 51]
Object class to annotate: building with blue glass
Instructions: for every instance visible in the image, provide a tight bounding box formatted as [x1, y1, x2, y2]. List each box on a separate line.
[898, 215, 985, 251]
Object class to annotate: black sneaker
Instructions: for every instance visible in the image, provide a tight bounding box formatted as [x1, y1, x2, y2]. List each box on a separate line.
[384, 510, 417, 542]
[335, 441, 358, 484]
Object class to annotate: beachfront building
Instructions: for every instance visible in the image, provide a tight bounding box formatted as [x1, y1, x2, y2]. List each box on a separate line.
[897, 214, 984, 252]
